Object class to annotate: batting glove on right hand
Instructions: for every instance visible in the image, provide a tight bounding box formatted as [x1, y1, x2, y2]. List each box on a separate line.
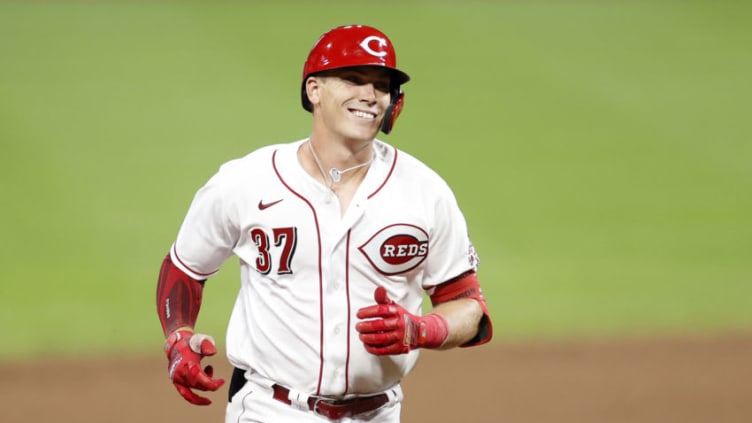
[164, 330, 225, 405]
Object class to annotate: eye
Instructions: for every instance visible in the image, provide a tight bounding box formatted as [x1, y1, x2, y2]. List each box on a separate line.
[373, 81, 391, 92]
[344, 75, 364, 84]
[339, 72, 391, 93]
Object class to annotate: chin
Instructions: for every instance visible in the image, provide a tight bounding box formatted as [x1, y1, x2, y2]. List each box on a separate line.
[344, 126, 379, 142]
[356, 132, 380, 142]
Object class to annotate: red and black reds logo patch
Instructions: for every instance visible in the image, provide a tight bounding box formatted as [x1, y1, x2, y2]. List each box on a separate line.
[359, 224, 429, 275]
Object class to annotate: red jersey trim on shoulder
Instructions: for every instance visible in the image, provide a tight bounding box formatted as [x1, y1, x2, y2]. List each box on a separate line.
[368, 147, 398, 199]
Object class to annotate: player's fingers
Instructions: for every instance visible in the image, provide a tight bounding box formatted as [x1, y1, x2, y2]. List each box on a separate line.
[359, 330, 400, 346]
[374, 286, 393, 305]
[356, 304, 396, 319]
[363, 343, 404, 356]
[356, 316, 400, 333]
[188, 334, 217, 355]
[174, 382, 212, 406]
[199, 339, 218, 356]
[355, 305, 380, 319]
[190, 367, 226, 391]
[200, 366, 226, 390]
[174, 362, 225, 391]
[355, 318, 385, 333]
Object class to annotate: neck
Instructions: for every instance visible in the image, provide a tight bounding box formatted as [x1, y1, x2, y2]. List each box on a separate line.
[308, 133, 373, 166]
[307, 139, 374, 186]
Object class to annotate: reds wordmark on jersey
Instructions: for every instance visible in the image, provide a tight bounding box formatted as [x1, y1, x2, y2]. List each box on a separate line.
[170, 139, 478, 397]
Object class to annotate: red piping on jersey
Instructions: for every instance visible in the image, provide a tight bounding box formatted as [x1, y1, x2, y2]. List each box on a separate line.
[368, 148, 398, 199]
[344, 230, 352, 396]
[272, 149, 327, 396]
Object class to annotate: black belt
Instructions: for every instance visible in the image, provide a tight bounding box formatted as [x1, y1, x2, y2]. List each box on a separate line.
[271, 383, 390, 420]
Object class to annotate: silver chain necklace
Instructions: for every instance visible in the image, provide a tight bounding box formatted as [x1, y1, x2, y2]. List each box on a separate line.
[308, 140, 374, 185]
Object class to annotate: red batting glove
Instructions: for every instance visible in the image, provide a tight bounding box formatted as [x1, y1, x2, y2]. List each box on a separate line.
[164, 330, 225, 405]
[356, 287, 449, 355]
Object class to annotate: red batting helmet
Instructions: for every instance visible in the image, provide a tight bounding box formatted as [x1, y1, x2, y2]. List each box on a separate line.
[301, 25, 410, 134]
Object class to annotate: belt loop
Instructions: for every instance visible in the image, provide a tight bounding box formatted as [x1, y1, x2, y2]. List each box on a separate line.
[386, 386, 403, 404]
[287, 388, 310, 411]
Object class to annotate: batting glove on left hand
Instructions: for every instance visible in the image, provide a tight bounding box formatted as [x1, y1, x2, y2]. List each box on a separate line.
[164, 330, 225, 405]
[356, 287, 449, 355]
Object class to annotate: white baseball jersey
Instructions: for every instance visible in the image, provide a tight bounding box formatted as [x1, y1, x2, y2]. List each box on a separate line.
[170, 138, 477, 397]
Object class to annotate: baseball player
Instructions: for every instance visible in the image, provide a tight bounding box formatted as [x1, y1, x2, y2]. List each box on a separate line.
[156, 24, 493, 422]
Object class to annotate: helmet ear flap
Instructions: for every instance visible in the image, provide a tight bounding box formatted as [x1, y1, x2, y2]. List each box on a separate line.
[381, 89, 405, 134]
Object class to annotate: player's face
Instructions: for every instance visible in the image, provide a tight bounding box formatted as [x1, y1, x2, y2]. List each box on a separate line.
[310, 67, 392, 142]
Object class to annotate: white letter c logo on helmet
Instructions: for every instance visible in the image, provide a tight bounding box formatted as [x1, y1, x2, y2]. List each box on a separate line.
[360, 36, 388, 58]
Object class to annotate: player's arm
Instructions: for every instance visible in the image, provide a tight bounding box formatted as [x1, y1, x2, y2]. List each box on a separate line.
[156, 254, 205, 336]
[356, 270, 492, 355]
[156, 254, 225, 405]
[428, 270, 493, 349]
[428, 298, 483, 349]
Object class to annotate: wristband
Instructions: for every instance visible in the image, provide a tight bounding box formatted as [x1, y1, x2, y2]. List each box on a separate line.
[415, 313, 449, 349]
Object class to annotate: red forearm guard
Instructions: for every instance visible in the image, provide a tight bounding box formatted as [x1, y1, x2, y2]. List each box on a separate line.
[156, 254, 205, 336]
[429, 271, 493, 347]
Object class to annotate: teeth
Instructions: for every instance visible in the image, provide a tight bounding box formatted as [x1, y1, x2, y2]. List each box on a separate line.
[352, 110, 376, 119]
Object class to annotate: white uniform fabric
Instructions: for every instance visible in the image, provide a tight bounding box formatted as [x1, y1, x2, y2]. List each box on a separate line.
[171, 138, 477, 400]
[225, 368, 403, 423]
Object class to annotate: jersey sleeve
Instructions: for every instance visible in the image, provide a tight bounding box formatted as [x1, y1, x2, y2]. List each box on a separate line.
[170, 167, 240, 280]
[421, 180, 478, 291]
[420, 182, 493, 346]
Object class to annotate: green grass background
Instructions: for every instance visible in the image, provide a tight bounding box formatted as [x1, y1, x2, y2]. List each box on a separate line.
[1, 0, 750, 360]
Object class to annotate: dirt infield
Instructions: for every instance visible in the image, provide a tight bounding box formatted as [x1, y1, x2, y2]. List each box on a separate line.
[2, 332, 751, 422]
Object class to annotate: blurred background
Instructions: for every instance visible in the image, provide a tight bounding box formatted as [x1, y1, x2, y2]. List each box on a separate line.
[1, 0, 751, 362]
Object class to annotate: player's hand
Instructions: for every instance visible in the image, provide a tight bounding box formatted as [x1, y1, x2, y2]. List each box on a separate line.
[356, 287, 449, 355]
[164, 330, 225, 405]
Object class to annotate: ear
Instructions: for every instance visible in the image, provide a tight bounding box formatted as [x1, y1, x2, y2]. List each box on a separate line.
[305, 77, 322, 108]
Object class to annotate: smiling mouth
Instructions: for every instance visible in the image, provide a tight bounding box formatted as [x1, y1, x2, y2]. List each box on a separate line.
[349, 109, 377, 120]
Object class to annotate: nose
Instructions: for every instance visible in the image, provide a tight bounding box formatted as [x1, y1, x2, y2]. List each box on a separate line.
[359, 83, 378, 104]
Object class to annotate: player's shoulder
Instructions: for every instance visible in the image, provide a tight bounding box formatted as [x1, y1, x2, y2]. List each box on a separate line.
[215, 139, 302, 176]
[376, 139, 450, 189]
